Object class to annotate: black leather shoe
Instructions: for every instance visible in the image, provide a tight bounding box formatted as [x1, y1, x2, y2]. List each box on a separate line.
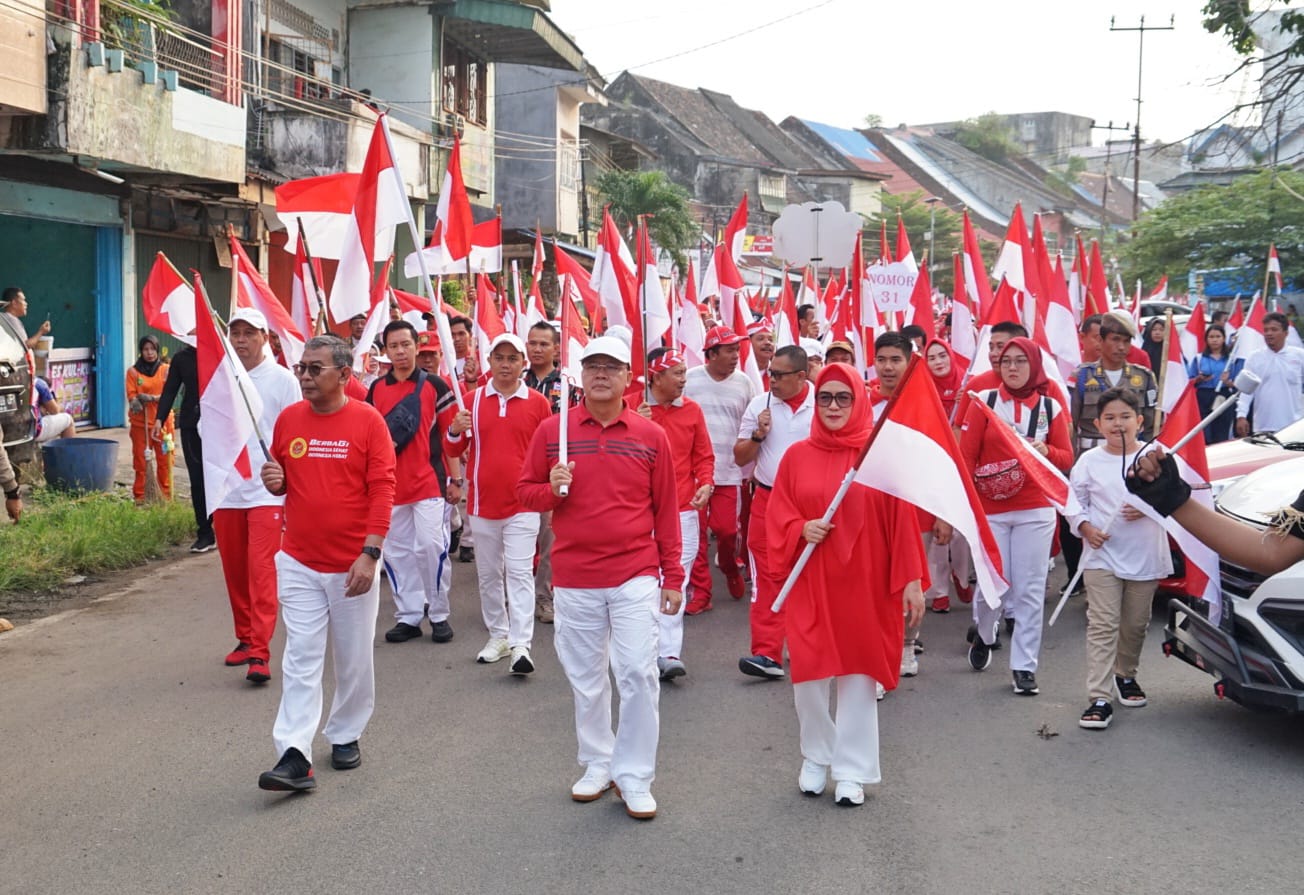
[258, 748, 315, 792]
[430, 620, 454, 643]
[458, 546, 475, 563]
[331, 741, 361, 771]
[385, 622, 423, 643]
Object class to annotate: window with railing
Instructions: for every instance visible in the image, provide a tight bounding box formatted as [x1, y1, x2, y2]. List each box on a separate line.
[441, 40, 487, 127]
[559, 138, 579, 191]
[266, 38, 329, 100]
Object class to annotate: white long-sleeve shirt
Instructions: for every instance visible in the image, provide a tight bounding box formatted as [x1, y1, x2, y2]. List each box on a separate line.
[1069, 446, 1172, 580]
[216, 358, 302, 510]
[1237, 344, 1304, 432]
[685, 366, 757, 486]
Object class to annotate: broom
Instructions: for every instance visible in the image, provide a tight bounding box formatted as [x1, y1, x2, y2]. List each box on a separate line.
[142, 403, 163, 505]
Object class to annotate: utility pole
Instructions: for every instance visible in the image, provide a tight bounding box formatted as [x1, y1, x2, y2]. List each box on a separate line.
[1111, 14, 1174, 224]
[924, 196, 941, 280]
[1091, 120, 1131, 242]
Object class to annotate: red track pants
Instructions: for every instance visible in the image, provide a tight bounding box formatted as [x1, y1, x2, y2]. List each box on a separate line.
[212, 506, 283, 661]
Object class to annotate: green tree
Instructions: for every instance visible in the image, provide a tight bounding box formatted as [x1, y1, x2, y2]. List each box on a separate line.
[1119, 168, 1304, 289]
[863, 113, 883, 128]
[867, 191, 964, 293]
[953, 112, 1021, 163]
[594, 170, 696, 268]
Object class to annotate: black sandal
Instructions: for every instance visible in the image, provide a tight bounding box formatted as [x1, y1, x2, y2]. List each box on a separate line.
[1079, 700, 1113, 730]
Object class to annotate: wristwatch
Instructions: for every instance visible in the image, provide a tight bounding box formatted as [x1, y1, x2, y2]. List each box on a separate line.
[448, 477, 465, 487]
[360, 546, 382, 561]
[750, 431, 765, 443]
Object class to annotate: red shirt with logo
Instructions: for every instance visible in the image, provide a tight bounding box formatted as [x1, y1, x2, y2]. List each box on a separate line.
[272, 399, 396, 573]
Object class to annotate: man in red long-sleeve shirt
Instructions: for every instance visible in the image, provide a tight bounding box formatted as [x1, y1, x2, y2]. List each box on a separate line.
[446, 333, 551, 674]
[519, 336, 683, 821]
[256, 335, 396, 793]
[638, 347, 714, 681]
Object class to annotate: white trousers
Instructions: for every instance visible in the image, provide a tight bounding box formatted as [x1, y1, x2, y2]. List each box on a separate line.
[923, 531, 970, 602]
[469, 512, 541, 648]
[272, 551, 379, 764]
[658, 510, 698, 659]
[554, 575, 661, 792]
[384, 497, 448, 625]
[973, 507, 1056, 672]
[36, 413, 75, 442]
[793, 674, 881, 785]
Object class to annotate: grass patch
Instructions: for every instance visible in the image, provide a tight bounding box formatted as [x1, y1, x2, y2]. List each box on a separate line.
[0, 488, 195, 595]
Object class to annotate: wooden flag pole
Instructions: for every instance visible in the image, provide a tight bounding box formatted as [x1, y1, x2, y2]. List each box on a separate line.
[1154, 309, 1173, 435]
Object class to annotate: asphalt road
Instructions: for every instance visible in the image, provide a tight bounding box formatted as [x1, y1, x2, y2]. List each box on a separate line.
[2, 553, 1303, 895]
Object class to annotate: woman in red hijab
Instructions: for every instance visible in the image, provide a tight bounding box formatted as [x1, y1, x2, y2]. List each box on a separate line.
[958, 337, 1073, 697]
[766, 362, 925, 808]
[924, 338, 968, 420]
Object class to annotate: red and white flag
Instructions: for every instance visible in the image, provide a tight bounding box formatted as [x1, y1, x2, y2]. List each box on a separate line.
[902, 263, 936, 343]
[966, 393, 1083, 519]
[1148, 275, 1169, 302]
[718, 244, 763, 390]
[1230, 292, 1266, 361]
[592, 208, 640, 335]
[142, 253, 196, 342]
[474, 273, 508, 373]
[1159, 320, 1190, 413]
[327, 115, 408, 322]
[895, 215, 917, 273]
[436, 135, 475, 263]
[968, 277, 1023, 379]
[635, 219, 672, 351]
[229, 235, 306, 368]
[723, 193, 749, 263]
[951, 251, 977, 363]
[511, 260, 546, 340]
[1179, 301, 1206, 361]
[193, 272, 263, 514]
[351, 258, 393, 374]
[403, 216, 501, 278]
[558, 274, 589, 384]
[676, 265, 708, 367]
[554, 241, 603, 331]
[275, 173, 394, 261]
[1150, 385, 1223, 622]
[1268, 244, 1283, 294]
[1226, 295, 1244, 337]
[289, 236, 324, 337]
[773, 267, 800, 349]
[854, 360, 1008, 607]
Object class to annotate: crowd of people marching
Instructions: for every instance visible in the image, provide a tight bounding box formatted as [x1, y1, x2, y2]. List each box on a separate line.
[123, 275, 1304, 818]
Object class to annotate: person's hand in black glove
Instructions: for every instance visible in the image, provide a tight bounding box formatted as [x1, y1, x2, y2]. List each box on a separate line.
[1124, 448, 1191, 517]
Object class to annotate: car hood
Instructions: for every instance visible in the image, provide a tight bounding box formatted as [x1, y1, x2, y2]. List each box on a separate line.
[1216, 455, 1304, 525]
[1207, 436, 1304, 482]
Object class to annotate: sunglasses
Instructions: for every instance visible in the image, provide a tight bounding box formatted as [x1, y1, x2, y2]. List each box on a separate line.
[816, 391, 854, 408]
[293, 362, 344, 378]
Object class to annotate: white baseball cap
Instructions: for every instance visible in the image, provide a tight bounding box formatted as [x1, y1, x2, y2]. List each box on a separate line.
[228, 307, 268, 332]
[488, 333, 527, 356]
[580, 335, 632, 365]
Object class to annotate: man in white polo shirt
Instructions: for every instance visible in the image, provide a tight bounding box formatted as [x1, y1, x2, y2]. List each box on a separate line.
[733, 345, 814, 679]
[1236, 311, 1304, 436]
[683, 325, 757, 614]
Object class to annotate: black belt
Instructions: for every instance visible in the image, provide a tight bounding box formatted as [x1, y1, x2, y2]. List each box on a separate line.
[754, 481, 772, 492]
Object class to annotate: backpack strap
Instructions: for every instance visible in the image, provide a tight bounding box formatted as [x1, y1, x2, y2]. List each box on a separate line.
[986, 390, 998, 409]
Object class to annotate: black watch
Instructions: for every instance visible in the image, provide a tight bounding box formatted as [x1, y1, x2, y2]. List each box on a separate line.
[4, 487, 19, 501]
[360, 546, 382, 561]
[750, 432, 765, 443]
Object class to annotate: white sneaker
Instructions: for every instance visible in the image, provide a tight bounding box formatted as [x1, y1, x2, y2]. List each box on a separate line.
[876, 682, 886, 701]
[798, 760, 828, 796]
[570, 766, 613, 802]
[834, 781, 865, 807]
[476, 637, 510, 664]
[900, 649, 918, 678]
[619, 786, 657, 819]
[509, 646, 535, 675]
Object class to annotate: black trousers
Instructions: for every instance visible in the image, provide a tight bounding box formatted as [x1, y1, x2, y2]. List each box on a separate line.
[179, 426, 212, 538]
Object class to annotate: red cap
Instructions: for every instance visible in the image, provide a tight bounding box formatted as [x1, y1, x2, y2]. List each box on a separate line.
[416, 331, 440, 354]
[703, 325, 742, 351]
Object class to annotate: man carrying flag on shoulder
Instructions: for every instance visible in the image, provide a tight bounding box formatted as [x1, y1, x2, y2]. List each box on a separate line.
[257, 335, 396, 792]
[212, 308, 302, 686]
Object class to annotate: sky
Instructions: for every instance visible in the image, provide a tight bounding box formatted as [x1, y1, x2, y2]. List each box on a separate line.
[547, 0, 1261, 147]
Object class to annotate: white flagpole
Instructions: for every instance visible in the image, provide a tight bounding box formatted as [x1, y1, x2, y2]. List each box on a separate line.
[769, 465, 858, 614]
[558, 273, 571, 497]
[378, 113, 465, 411]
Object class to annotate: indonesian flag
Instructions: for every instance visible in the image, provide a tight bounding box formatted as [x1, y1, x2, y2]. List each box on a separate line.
[275, 173, 394, 261]
[512, 260, 546, 340]
[558, 273, 589, 384]
[991, 203, 1032, 298]
[951, 251, 977, 363]
[1268, 244, 1283, 294]
[327, 115, 408, 322]
[392, 283, 462, 320]
[592, 208, 640, 335]
[676, 264, 708, 367]
[773, 267, 800, 349]
[403, 216, 502, 278]
[526, 228, 548, 321]
[895, 215, 917, 273]
[966, 392, 1083, 520]
[228, 235, 306, 368]
[1179, 301, 1206, 360]
[1086, 240, 1110, 318]
[855, 359, 1008, 608]
[351, 258, 393, 375]
[474, 273, 508, 372]
[554, 242, 603, 331]
[142, 252, 196, 342]
[290, 236, 324, 337]
[635, 219, 672, 351]
[968, 278, 1023, 378]
[1159, 320, 1190, 413]
[1230, 292, 1267, 361]
[719, 244, 763, 389]
[193, 272, 263, 515]
[902, 263, 936, 343]
[960, 210, 993, 324]
[1033, 217, 1080, 379]
[1226, 294, 1244, 337]
[1150, 385, 1223, 622]
[723, 193, 749, 263]
[1148, 275, 1169, 302]
[436, 135, 475, 263]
